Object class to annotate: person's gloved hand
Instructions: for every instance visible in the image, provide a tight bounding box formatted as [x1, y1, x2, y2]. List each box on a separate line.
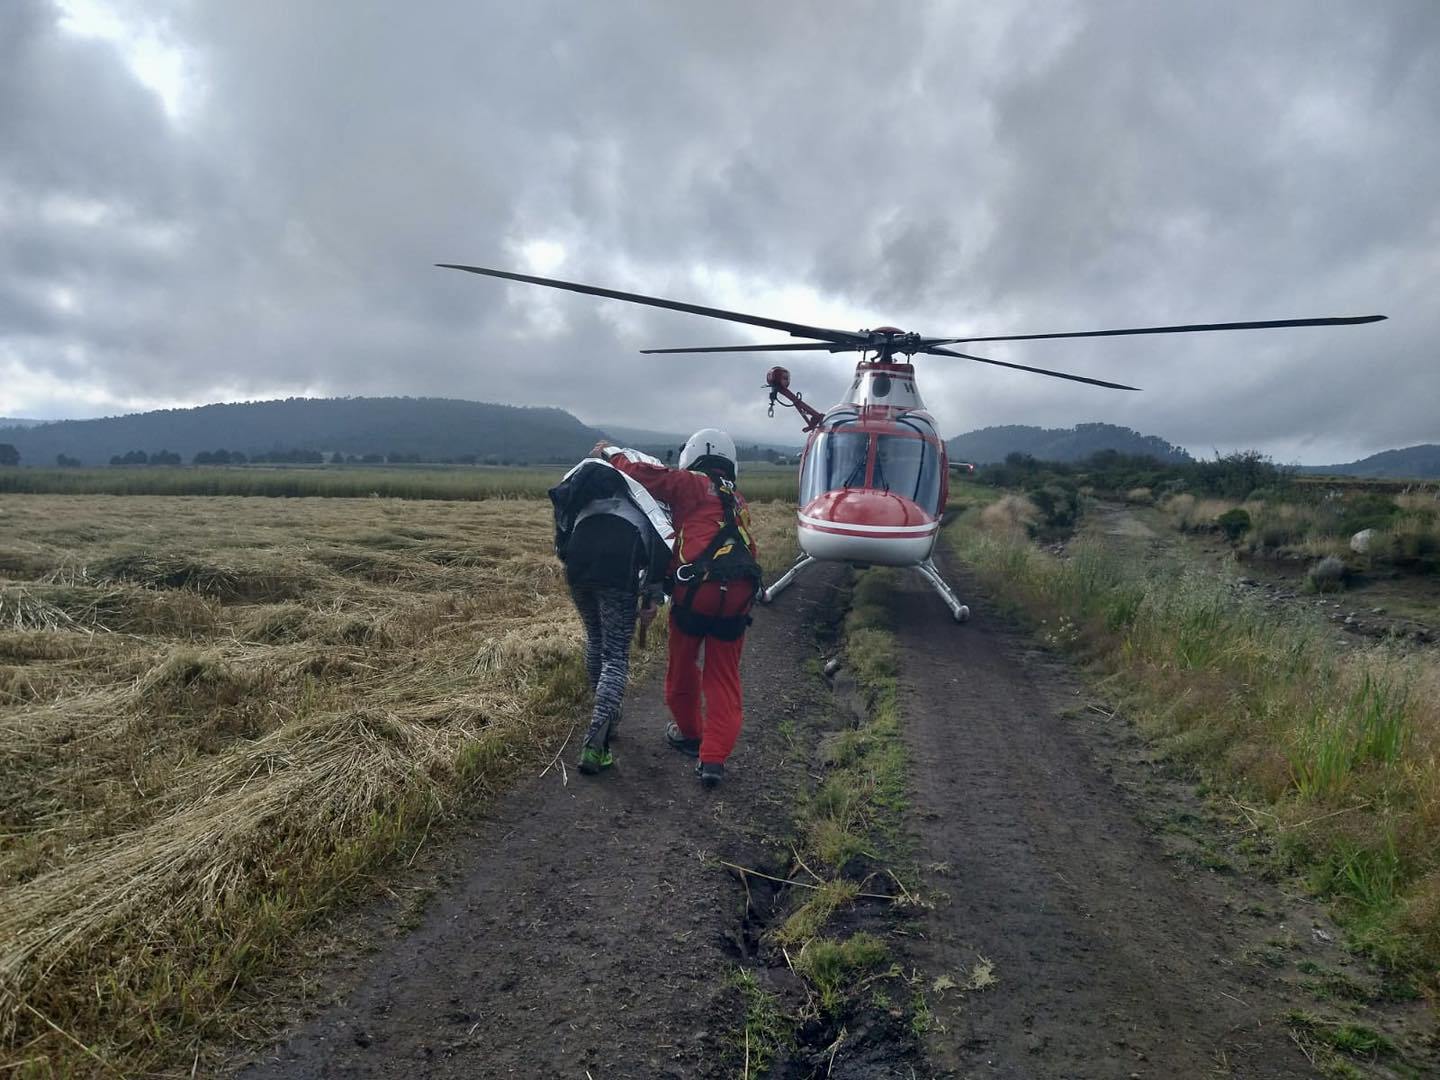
[636, 599, 659, 647]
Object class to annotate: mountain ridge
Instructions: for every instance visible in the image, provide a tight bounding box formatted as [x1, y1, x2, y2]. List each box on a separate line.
[0, 397, 600, 466]
[1297, 444, 1440, 479]
[946, 422, 1193, 466]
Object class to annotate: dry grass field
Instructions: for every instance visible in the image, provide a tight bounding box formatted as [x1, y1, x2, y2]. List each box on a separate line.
[0, 492, 795, 1076]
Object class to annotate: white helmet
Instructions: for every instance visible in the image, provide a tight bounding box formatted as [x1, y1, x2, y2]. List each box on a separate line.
[678, 428, 738, 477]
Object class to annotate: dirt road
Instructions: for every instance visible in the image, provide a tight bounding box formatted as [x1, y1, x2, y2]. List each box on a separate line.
[895, 567, 1312, 1077]
[237, 554, 1433, 1078]
[237, 568, 844, 1079]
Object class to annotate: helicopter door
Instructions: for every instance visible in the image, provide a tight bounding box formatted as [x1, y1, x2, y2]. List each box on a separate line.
[873, 433, 943, 515]
[800, 429, 872, 503]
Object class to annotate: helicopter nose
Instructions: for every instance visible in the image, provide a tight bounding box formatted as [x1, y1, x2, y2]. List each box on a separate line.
[797, 490, 940, 566]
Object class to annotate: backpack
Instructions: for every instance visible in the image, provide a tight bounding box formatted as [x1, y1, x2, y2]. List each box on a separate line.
[670, 476, 763, 641]
[548, 462, 630, 562]
[548, 460, 672, 596]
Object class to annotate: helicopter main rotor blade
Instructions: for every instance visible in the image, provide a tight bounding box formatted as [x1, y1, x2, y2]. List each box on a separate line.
[925, 346, 1141, 391]
[437, 263, 866, 345]
[925, 313, 1385, 347]
[640, 342, 854, 355]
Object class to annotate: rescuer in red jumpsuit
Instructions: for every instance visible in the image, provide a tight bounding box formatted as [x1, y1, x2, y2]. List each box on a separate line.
[592, 429, 760, 787]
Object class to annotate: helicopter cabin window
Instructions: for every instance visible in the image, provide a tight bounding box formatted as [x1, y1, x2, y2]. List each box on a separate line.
[800, 426, 871, 503]
[874, 431, 942, 513]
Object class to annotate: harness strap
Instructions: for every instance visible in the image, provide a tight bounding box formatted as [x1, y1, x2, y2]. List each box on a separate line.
[669, 474, 761, 640]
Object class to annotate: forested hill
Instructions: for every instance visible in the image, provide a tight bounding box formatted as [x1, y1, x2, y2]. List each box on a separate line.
[1299, 444, 1440, 479]
[946, 423, 1193, 465]
[0, 398, 602, 466]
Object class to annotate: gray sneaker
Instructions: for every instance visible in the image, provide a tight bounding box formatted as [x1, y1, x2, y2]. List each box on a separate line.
[666, 723, 701, 757]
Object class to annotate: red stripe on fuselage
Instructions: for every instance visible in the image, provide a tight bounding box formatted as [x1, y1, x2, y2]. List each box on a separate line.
[798, 520, 939, 541]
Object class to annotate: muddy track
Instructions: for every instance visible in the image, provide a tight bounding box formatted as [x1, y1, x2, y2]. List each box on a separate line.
[894, 556, 1435, 1078]
[235, 567, 846, 1079]
[235, 553, 1434, 1078]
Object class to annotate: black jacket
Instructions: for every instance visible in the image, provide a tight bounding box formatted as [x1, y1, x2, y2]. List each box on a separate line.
[549, 462, 670, 597]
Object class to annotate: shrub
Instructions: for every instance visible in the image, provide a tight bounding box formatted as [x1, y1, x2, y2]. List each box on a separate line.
[979, 494, 1040, 538]
[1190, 450, 1289, 499]
[1389, 515, 1440, 569]
[1307, 555, 1347, 593]
[1027, 480, 1081, 535]
[1216, 507, 1252, 543]
[1337, 493, 1401, 536]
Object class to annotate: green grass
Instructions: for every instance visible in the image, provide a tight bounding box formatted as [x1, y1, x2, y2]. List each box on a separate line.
[1286, 1009, 1396, 1059]
[0, 463, 801, 502]
[729, 968, 793, 1077]
[793, 934, 892, 1014]
[750, 566, 924, 1051]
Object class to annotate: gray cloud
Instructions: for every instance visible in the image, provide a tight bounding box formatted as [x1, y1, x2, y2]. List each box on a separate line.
[1, 0, 1435, 461]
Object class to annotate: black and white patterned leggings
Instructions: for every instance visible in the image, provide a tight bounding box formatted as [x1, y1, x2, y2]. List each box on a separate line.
[568, 583, 639, 750]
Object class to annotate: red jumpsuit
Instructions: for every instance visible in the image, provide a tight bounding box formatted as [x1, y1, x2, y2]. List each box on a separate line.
[608, 453, 758, 765]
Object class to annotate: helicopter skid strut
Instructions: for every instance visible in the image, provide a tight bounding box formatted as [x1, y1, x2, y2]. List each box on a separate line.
[915, 557, 970, 623]
[759, 554, 970, 623]
[759, 554, 817, 605]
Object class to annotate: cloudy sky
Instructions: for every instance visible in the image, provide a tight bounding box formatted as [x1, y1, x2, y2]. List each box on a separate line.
[2, 1, 1435, 462]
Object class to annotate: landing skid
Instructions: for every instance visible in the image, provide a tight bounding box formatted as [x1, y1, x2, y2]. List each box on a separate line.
[759, 554, 970, 623]
[914, 558, 970, 622]
[759, 555, 816, 604]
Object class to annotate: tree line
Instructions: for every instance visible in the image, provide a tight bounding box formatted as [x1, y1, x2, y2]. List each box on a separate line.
[0, 444, 561, 467]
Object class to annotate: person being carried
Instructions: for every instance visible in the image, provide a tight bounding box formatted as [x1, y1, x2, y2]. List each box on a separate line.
[593, 429, 761, 788]
[548, 449, 673, 775]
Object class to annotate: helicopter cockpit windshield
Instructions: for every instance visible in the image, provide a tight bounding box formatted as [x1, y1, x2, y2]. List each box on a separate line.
[875, 427, 943, 514]
[800, 417, 868, 503]
[800, 414, 943, 514]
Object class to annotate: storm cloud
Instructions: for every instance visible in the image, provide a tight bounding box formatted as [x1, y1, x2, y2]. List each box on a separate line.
[2, 0, 1436, 461]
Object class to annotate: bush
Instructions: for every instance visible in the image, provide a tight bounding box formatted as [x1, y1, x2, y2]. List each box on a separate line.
[1190, 450, 1290, 499]
[1216, 507, 1252, 543]
[1027, 480, 1081, 535]
[1307, 555, 1347, 593]
[979, 494, 1040, 538]
[1337, 493, 1401, 536]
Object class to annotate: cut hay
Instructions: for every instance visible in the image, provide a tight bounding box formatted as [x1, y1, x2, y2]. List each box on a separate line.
[92, 551, 308, 604]
[0, 492, 799, 1075]
[0, 587, 78, 633]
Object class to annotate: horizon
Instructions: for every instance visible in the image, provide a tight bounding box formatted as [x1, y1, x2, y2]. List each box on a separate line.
[1, 394, 1429, 468]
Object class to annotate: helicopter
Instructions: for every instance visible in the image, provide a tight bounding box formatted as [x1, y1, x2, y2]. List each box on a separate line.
[438, 262, 1384, 621]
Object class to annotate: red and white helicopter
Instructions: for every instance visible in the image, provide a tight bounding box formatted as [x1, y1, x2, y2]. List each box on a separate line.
[440, 263, 1383, 621]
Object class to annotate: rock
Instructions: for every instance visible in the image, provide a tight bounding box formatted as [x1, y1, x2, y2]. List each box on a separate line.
[1350, 528, 1376, 553]
[1372, 607, 1385, 615]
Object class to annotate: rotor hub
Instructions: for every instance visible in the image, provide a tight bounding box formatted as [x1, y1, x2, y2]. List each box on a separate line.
[862, 327, 922, 357]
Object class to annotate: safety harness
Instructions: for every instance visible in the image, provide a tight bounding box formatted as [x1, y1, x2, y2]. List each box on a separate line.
[670, 475, 763, 642]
